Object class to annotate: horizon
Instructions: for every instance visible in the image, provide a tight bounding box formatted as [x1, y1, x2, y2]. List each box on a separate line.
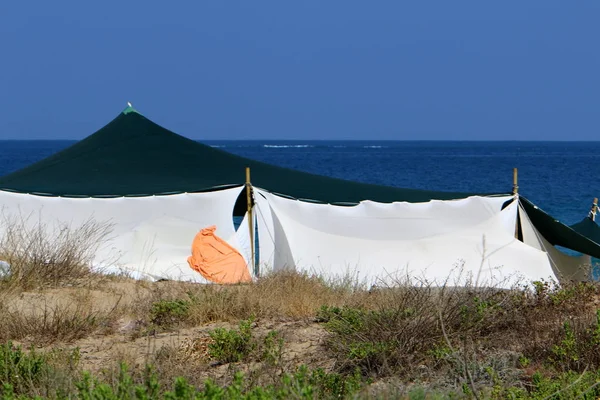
[2, 138, 600, 143]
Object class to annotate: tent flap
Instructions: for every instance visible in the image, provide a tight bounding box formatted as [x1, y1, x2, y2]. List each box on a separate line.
[570, 218, 600, 245]
[520, 197, 600, 259]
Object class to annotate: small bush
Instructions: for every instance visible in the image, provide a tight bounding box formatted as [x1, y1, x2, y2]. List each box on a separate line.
[206, 318, 288, 367]
[318, 303, 446, 376]
[150, 299, 191, 328]
[74, 363, 162, 400]
[543, 310, 600, 372]
[208, 318, 256, 364]
[0, 342, 48, 395]
[262, 330, 284, 366]
[1, 358, 366, 400]
[280, 365, 364, 399]
[524, 369, 600, 399]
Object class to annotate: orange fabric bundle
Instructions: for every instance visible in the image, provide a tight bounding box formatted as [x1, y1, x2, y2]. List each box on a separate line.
[187, 225, 252, 284]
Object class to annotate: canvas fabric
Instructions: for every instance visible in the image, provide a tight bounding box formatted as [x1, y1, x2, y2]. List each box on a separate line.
[0, 107, 478, 205]
[570, 218, 600, 246]
[520, 197, 600, 259]
[519, 204, 591, 282]
[255, 189, 558, 288]
[0, 186, 251, 282]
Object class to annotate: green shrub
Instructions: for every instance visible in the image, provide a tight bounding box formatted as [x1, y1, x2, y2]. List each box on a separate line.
[0, 342, 48, 396]
[262, 330, 284, 366]
[317, 305, 430, 376]
[279, 365, 364, 399]
[150, 299, 191, 328]
[550, 321, 579, 367]
[208, 318, 256, 363]
[545, 310, 600, 372]
[525, 369, 600, 400]
[2, 360, 365, 400]
[317, 305, 367, 334]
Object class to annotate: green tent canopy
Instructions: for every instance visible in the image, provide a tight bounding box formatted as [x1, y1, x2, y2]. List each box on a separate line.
[570, 217, 600, 246]
[0, 106, 476, 204]
[520, 198, 600, 259]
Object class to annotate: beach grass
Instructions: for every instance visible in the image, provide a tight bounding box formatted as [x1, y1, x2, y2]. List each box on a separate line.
[1, 221, 600, 398]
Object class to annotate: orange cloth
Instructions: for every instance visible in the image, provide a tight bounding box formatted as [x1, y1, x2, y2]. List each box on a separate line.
[187, 225, 252, 284]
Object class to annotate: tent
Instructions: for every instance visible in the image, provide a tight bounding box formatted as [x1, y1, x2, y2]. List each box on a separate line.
[255, 189, 593, 287]
[569, 199, 600, 246]
[570, 218, 600, 245]
[0, 105, 597, 286]
[0, 105, 475, 205]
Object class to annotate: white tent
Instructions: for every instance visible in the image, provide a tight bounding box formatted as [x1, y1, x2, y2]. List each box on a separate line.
[255, 189, 590, 288]
[0, 187, 252, 282]
[0, 183, 592, 287]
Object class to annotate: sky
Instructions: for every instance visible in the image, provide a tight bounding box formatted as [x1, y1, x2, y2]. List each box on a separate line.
[0, 1, 598, 140]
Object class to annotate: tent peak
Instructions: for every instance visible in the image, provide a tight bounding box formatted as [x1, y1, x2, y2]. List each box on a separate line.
[122, 102, 141, 115]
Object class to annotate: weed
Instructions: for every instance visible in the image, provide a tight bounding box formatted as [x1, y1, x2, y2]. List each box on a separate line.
[150, 299, 191, 328]
[428, 342, 454, 362]
[518, 356, 530, 368]
[262, 330, 284, 367]
[550, 321, 579, 367]
[0, 342, 48, 396]
[2, 358, 366, 399]
[208, 317, 256, 363]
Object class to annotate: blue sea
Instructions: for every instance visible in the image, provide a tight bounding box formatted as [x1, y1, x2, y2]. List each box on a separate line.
[1, 140, 599, 227]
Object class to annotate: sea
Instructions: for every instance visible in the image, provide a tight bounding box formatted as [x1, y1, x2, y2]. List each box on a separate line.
[0, 140, 599, 227]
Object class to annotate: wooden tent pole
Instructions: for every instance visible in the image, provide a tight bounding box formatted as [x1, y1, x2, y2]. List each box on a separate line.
[591, 197, 598, 222]
[245, 167, 257, 277]
[512, 168, 519, 239]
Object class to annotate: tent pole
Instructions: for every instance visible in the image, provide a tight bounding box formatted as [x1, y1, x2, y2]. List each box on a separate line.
[246, 167, 257, 277]
[512, 168, 519, 239]
[590, 197, 598, 222]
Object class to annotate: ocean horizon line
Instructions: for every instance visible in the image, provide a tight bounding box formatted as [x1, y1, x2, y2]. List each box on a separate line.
[1, 139, 600, 143]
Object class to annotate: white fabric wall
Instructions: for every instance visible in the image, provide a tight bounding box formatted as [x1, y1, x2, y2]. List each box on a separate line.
[0, 187, 250, 282]
[256, 189, 558, 288]
[255, 191, 283, 275]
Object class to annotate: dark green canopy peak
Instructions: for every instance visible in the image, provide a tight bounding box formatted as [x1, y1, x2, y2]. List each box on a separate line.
[0, 108, 476, 203]
[121, 103, 140, 116]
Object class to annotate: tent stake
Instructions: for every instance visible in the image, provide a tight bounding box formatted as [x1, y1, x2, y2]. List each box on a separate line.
[590, 198, 598, 222]
[246, 167, 257, 277]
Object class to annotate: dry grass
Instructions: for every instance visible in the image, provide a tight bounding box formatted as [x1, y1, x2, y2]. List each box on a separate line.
[0, 213, 113, 291]
[0, 215, 130, 345]
[123, 271, 361, 332]
[2, 214, 600, 398]
[2, 270, 600, 398]
[315, 276, 600, 386]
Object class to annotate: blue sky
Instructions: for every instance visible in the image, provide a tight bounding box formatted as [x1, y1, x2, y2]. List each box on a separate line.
[0, 1, 598, 140]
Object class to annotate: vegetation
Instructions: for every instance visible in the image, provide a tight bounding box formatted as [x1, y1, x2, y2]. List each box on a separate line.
[2, 219, 600, 398]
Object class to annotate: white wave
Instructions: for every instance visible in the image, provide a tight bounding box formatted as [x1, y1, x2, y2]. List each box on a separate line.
[363, 145, 388, 149]
[263, 144, 314, 148]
